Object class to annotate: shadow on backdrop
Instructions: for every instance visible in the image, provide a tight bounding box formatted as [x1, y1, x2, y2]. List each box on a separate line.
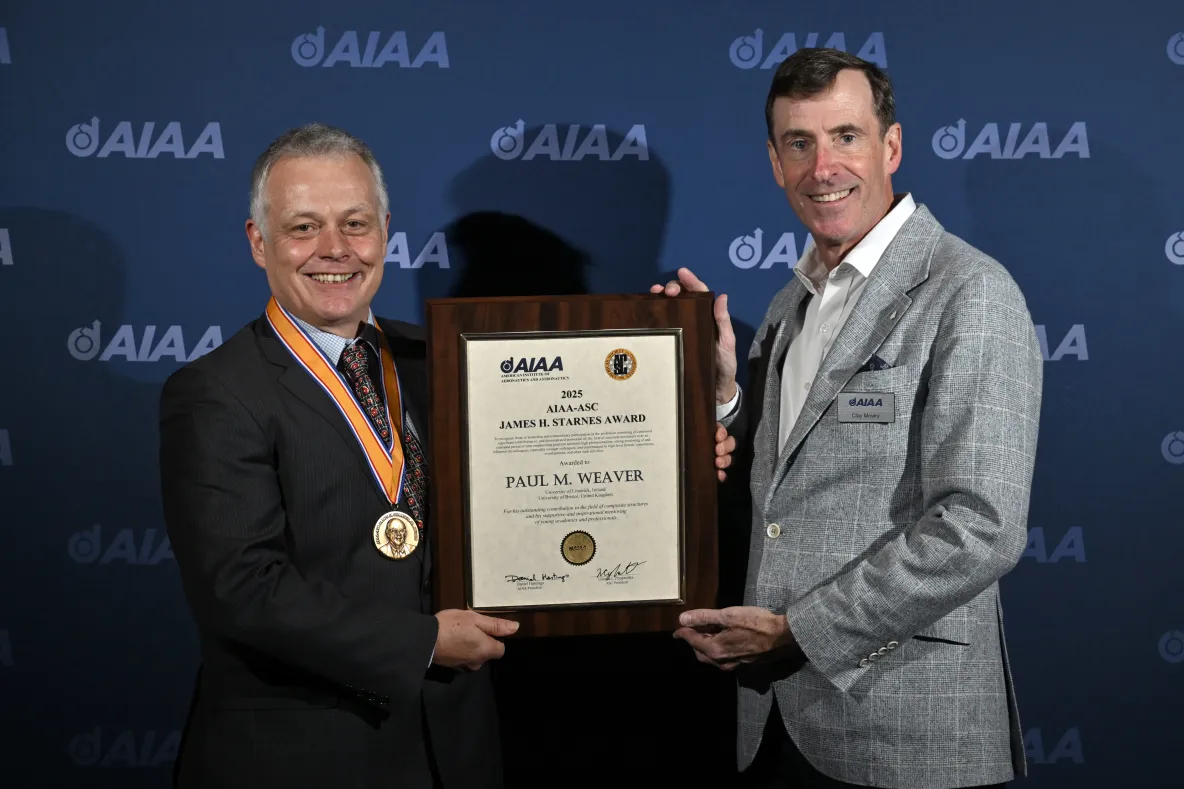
[0, 207, 195, 785]
[419, 127, 748, 783]
[962, 135, 1175, 781]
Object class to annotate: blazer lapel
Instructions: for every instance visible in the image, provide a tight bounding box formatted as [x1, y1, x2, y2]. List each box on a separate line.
[752, 278, 810, 494]
[765, 206, 943, 500]
[255, 317, 380, 487]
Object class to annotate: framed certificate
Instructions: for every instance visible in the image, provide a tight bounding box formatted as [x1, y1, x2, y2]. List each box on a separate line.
[425, 292, 718, 636]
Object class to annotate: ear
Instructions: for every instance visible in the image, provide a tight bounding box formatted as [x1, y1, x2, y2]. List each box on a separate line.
[883, 122, 902, 176]
[246, 219, 267, 271]
[766, 139, 786, 190]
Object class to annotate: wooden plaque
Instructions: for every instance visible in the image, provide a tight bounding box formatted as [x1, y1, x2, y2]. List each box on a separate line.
[425, 292, 718, 637]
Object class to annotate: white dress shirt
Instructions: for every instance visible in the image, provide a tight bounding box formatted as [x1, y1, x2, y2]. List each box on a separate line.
[717, 194, 916, 451]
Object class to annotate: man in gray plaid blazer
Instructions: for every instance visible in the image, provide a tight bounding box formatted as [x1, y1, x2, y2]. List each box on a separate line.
[657, 49, 1042, 788]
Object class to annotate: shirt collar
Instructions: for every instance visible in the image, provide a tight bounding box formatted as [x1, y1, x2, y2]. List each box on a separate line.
[794, 192, 917, 293]
[291, 311, 378, 366]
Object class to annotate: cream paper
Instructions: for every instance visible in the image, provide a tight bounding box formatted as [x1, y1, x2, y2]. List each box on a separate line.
[462, 331, 683, 609]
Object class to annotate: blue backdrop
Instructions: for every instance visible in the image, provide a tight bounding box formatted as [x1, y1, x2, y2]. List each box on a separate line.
[1, 1, 1182, 786]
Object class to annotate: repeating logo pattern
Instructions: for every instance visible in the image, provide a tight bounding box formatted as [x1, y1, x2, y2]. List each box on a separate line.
[66, 322, 222, 363]
[932, 120, 1090, 160]
[291, 27, 449, 68]
[729, 30, 887, 69]
[729, 229, 814, 270]
[67, 525, 175, 566]
[490, 121, 649, 161]
[65, 119, 224, 159]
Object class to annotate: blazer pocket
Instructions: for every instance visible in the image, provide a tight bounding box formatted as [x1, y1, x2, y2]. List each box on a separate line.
[844, 363, 916, 393]
[912, 614, 970, 647]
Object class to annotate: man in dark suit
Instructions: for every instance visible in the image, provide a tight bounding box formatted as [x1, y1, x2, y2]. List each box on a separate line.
[159, 123, 518, 788]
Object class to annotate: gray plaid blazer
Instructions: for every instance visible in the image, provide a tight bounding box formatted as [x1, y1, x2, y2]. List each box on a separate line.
[721, 204, 1041, 788]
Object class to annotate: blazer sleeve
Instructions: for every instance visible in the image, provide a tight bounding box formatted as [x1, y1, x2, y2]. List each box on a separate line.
[785, 270, 1043, 692]
[158, 364, 439, 708]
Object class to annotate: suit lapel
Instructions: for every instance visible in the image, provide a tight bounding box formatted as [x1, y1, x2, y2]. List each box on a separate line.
[765, 206, 943, 501]
[256, 318, 378, 485]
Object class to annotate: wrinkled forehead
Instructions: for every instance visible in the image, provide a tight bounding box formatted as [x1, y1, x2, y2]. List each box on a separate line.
[770, 73, 878, 135]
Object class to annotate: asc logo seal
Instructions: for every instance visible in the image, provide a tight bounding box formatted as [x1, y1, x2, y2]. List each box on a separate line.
[604, 348, 637, 381]
[561, 530, 596, 565]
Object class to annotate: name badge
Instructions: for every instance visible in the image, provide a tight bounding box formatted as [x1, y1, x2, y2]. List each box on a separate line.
[837, 393, 895, 424]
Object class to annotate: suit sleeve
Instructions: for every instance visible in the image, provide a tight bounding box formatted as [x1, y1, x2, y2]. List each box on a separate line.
[785, 271, 1043, 692]
[158, 364, 439, 708]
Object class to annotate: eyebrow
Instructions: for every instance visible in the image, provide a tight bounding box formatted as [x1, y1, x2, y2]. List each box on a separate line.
[282, 204, 374, 223]
[779, 123, 865, 143]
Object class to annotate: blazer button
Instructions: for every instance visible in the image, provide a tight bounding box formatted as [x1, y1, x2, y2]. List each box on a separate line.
[859, 658, 869, 668]
[766, 523, 781, 538]
[877, 647, 888, 656]
[868, 652, 879, 662]
[887, 641, 898, 649]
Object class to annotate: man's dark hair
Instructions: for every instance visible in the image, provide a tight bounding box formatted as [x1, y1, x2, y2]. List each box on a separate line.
[764, 48, 896, 143]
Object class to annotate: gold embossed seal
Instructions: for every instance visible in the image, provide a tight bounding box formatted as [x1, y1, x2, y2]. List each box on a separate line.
[561, 530, 596, 565]
[604, 348, 637, 381]
[373, 510, 419, 560]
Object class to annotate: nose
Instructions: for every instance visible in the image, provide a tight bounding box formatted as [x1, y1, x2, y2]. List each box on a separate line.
[315, 224, 348, 260]
[811, 141, 839, 184]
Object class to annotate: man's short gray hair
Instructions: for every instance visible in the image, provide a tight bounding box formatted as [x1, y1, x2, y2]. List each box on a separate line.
[249, 123, 389, 238]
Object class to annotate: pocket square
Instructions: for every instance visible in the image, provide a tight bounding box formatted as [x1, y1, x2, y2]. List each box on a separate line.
[858, 354, 893, 372]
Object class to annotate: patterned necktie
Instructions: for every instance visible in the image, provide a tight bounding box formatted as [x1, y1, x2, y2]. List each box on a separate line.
[338, 340, 429, 532]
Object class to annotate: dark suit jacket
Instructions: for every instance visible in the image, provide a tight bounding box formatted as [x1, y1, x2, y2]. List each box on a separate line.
[158, 313, 502, 788]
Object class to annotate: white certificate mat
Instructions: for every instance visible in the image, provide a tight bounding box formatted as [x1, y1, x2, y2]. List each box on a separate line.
[461, 331, 683, 609]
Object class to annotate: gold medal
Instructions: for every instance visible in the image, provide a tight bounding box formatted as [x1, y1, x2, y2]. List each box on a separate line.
[561, 530, 596, 565]
[373, 510, 419, 560]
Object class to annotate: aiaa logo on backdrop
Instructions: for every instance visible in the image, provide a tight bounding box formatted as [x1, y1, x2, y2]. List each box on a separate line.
[1021, 527, 1085, 563]
[0, 630, 11, 668]
[386, 232, 449, 269]
[1035, 325, 1087, 361]
[729, 30, 887, 69]
[1165, 232, 1184, 265]
[68, 524, 174, 566]
[0, 227, 13, 266]
[932, 120, 1089, 160]
[0, 27, 10, 65]
[1159, 630, 1184, 663]
[0, 428, 12, 467]
[728, 229, 814, 269]
[291, 27, 448, 68]
[66, 118, 224, 159]
[1162, 432, 1184, 465]
[1168, 33, 1184, 65]
[1024, 728, 1083, 765]
[67, 321, 221, 362]
[490, 121, 649, 161]
[70, 728, 180, 768]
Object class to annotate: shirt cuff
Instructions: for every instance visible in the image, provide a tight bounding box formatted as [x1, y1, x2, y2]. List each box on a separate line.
[715, 388, 740, 421]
